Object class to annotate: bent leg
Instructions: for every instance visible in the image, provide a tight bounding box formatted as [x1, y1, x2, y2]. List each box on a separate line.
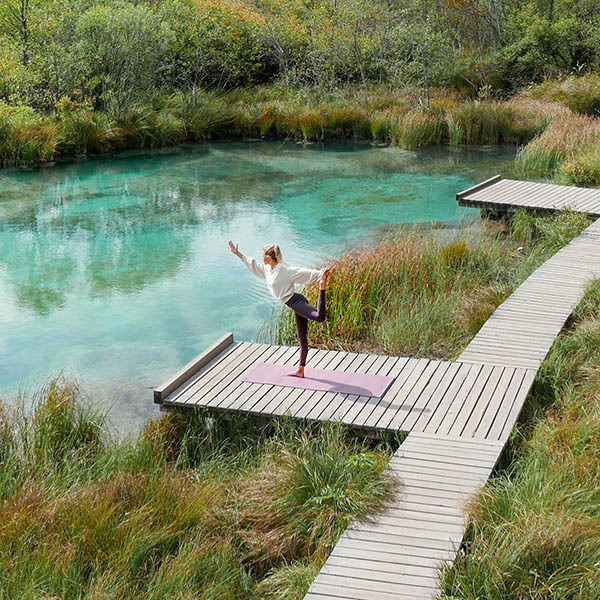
[293, 290, 326, 323]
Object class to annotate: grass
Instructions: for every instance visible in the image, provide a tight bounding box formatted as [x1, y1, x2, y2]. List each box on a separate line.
[440, 278, 600, 599]
[269, 209, 592, 360]
[3, 79, 600, 185]
[4, 78, 600, 185]
[0, 84, 553, 164]
[0, 377, 398, 599]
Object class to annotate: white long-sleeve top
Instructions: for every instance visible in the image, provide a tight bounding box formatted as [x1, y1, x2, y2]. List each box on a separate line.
[241, 255, 323, 303]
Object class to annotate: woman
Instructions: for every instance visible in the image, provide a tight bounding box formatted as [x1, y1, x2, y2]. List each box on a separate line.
[228, 240, 330, 378]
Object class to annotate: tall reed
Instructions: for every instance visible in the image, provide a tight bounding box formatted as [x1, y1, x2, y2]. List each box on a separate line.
[270, 210, 591, 360]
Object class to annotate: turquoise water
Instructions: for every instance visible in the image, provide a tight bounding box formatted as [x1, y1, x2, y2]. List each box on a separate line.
[0, 141, 516, 430]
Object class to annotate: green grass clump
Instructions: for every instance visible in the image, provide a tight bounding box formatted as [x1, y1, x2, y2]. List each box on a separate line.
[447, 101, 543, 145]
[440, 279, 600, 600]
[557, 144, 600, 186]
[271, 210, 591, 360]
[0, 381, 397, 599]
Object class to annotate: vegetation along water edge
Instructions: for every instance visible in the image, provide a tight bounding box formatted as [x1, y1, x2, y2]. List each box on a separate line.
[1, 209, 598, 598]
[1, 0, 600, 184]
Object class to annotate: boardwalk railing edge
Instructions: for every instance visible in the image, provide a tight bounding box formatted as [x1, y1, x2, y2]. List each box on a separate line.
[154, 332, 234, 404]
[455, 174, 501, 201]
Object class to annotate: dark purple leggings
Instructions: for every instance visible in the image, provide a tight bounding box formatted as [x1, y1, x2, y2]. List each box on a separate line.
[285, 290, 326, 366]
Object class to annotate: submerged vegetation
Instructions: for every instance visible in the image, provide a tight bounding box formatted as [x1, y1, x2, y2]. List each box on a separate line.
[0, 378, 397, 598]
[271, 209, 593, 359]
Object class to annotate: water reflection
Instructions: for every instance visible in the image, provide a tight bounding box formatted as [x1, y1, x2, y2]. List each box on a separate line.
[0, 141, 517, 432]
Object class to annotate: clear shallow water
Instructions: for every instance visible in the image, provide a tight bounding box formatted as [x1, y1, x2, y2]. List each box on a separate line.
[0, 141, 517, 432]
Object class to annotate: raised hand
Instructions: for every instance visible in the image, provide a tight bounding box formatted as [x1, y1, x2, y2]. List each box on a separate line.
[228, 240, 241, 256]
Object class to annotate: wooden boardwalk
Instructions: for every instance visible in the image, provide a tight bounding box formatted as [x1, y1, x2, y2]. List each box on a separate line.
[459, 218, 600, 371]
[153, 178, 600, 600]
[457, 175, 600, 216]
[155, 339, 535, 441]
[305, 433, 504, 600]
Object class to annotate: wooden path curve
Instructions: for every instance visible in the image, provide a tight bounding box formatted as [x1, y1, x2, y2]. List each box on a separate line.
[153, 179, 600, 600]
[459, 217, 600, 371]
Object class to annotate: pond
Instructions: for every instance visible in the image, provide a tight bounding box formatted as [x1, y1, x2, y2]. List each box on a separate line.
[0, 141, 517, 432]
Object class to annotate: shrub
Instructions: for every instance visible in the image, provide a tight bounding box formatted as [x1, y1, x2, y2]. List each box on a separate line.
[558, 144, 600, 186]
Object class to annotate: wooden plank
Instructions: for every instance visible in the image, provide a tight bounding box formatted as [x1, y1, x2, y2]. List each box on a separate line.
[297, 353, 380, 421]
[474, 368, 526, 439]
[324, 556, 440, 581]
[191, 343, 281, 408]
[419, 363, 481, 435]
[317, 354, 395, 423]
[154, 332, 235, 403]
[242, 347, 334, 415]
[265, 349, 347, 417]
[435, 364, 493, 436]
[249, 348, 344, 416]
[318, 565, 439, 591]
[353, 357, 412, 429]
[332, 540, 454, 565]
[400, 361, 456, 432]
[332, 356, 401, 426]
[311, 565, 435, 594]
[298, 350, 371, 421]
[371, 511, 465, 531]
[453, 366, 510, 438]
[402, 435, 503, 455]
[173, 342, 264, 406]
[390, 457, 492, 481]
[488, 368, 536, 441]
[456, 174, 502, 199]
[392, 447, 498, 469]
[224, 344, 299, 412]
[307, 581, 433, 600]
[365, 358, 425, 430]
[497, 369, 539, 442]
[162, 341, 245, 404]
[386, 360, 444, 431]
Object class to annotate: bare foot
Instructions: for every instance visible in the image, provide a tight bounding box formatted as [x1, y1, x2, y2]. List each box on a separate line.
[287, 367, 305, 378]
[319, 268, 331, 290]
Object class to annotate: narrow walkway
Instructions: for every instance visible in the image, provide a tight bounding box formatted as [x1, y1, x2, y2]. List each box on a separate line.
[305, 432, 504, 600]
[459, 218, 600, 372]
[153, 181, 600, 600]
[457, 175, 600, 216]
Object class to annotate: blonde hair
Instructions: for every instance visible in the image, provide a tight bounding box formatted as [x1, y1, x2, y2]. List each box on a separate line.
[262, 243, 283, 264]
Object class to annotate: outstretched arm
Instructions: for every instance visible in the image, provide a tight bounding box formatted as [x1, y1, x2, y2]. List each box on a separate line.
[228, 240, 265, 278]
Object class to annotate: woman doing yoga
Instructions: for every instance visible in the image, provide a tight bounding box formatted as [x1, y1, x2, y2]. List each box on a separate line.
[228, 240, 330, 378]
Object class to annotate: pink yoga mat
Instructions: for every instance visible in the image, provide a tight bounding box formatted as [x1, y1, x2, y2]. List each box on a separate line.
[242, 363, 394, 397]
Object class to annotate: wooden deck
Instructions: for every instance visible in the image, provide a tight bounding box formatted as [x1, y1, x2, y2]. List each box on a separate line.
[155, 340, 535, 442]
[153, 177, 600, 600]
[457, 175, 600, 216]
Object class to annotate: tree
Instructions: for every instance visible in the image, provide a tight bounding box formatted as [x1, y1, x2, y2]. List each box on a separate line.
[1, 0, 33, 66]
